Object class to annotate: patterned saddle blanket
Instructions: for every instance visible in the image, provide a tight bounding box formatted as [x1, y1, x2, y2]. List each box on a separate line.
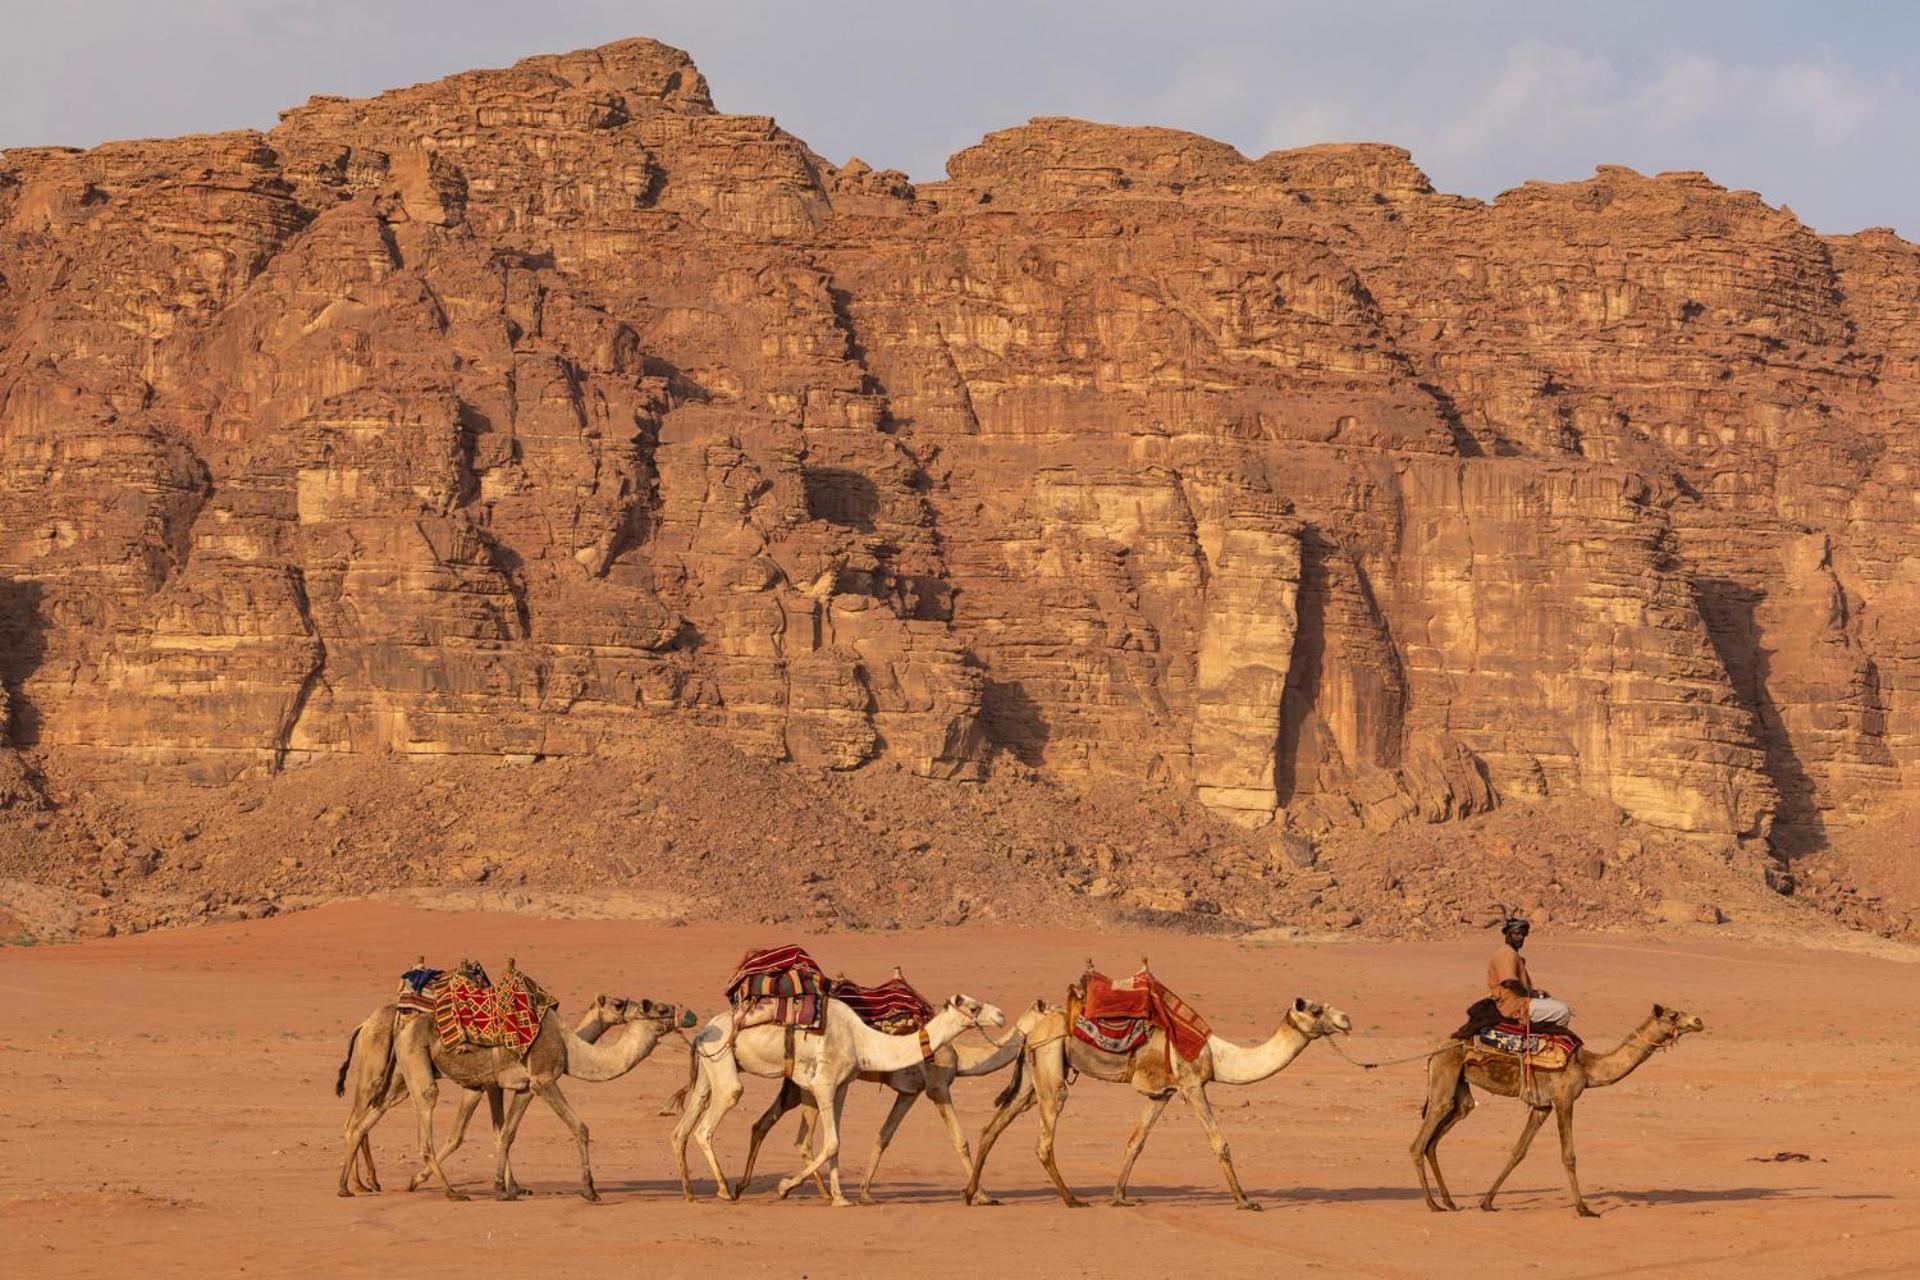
[1469, 1022, 1580, 1070]
[1068, 968, 1212, 1063]
[727, 944, 831, 1034]
[830, 973, 934, 1034]
[396, 960, 556, 1056]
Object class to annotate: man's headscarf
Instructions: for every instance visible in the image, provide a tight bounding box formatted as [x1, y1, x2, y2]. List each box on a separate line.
[1502, 916, 1531, 936]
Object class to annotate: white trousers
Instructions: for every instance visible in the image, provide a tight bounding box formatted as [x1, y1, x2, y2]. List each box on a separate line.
[1529, 997, 1573, 1025]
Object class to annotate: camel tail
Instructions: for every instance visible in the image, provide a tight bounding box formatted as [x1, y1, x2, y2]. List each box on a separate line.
[658, 1038, 698, 1116]
[334, 1026, 360, 1098]
[993, 1047, 1026, 1109]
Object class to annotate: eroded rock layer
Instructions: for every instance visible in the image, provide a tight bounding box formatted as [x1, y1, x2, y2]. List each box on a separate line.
[2, 40, 1916, 852]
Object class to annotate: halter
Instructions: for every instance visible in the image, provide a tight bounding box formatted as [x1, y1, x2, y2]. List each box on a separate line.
[1628, 1027, 1676, 1054]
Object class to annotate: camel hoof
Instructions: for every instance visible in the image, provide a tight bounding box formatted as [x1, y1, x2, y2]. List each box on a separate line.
[337, 1188, 355, 1199]
[496, 1189, 519, 1202]
[1112, 1197, 1137, 1208]
[1238, 1201, 1264, 1213]
[968, 1193, 1000, 1207]
[581, 1189, 602, 1204]
[857, 1193, 878, 1207]
[774, 1181, 795, 1200]
[444, 1190, 470, 1202]
[830, 1197, 856, 1209]
[1066, 1197, 1090, 1209]
[1577, 1205, 1599, 1219]
[1479, 1202, 1499, 1213]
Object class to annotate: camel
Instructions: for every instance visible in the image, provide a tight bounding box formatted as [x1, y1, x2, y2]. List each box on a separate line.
[670, 994, 1006, 1207]
[965, 995, 1353, 1210]
[333, 994, 639, 1196]
[336, 992, 692, 1202]
[732, 999, 1047, 1205]
[1411, 1003, 1705, 1217]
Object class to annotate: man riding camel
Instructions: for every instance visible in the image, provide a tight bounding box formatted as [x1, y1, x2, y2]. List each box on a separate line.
[1487, 916, 1572, 1027]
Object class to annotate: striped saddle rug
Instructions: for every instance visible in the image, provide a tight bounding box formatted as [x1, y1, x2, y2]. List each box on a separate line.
[1069, 968, 1212, 1063]
[830, 973, 934, 1034]
[1469, 1023, 1581, 1071]
[727, 944, 831, 1033]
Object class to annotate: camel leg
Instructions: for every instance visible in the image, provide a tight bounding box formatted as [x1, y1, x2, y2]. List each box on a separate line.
[354, 1137, 380, 1194]
[669, 1068, 712, 1202]
[406, 1086, 487, 1192]
[964, 1072, 1035, 1205]
[735, 1078, 804, 1199]
[531, 1079, 599, 1203]
[1424, 1082, 1474, 1211]
[1480, 1105, 1551, 1211]
[492, 1090, 536, 1201]
[778, 1082, 853, 1207]
[1110, 1094, 1172, 1206]
[1032, 1060, 1085, 1208]
[399, 1052, 465, 1201]
[1179, 1083, 1258, 1211]
[1555, 1101, 1597, 1218]
[795, 1098, 831, 1200]
[925, 1086, 985, 1205]
[858, 1087, 921, 1205]
[1410, 1056, 1467, 1212]
[691, 1069, 744, 1203]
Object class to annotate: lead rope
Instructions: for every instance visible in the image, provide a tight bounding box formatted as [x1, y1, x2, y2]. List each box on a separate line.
[1323, 1035, 1452, 1071]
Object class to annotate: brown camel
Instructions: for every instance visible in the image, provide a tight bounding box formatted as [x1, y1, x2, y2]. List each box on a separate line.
[333, 994, 638, 1196]
[965, 995, 1352, 1210]
[337, 993, 691, 1201]
[1411, 1003, 1705, 1217]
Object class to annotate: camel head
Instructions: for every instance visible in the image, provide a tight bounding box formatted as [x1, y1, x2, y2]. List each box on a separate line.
[941, 995, 1008, 1031]
[1286, 997, 1353, 1039]
[1649, 1003, 1705, 1043]
[594, 994, 698, 1033]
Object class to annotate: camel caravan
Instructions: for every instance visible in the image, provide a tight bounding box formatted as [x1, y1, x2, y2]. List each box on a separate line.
[335, 924, 1704, 1215]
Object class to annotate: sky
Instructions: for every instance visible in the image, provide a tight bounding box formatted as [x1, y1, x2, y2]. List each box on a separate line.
[3, 1, 1915, 236]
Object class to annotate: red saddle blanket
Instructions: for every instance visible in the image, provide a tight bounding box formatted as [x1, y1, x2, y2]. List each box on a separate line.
[431, 963, 556, 1055]
[1072, 969, 1212, 1063]
[727, 944, 831, 1033]
[830, 974, 934, 1033]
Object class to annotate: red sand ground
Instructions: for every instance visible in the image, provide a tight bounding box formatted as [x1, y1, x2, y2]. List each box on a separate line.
[3, 903, 1915, 1279]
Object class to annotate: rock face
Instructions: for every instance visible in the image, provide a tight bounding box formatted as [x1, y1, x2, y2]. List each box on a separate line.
[1, 39, 1916, 851]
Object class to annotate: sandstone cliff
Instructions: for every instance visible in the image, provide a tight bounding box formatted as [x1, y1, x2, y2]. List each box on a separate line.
[3, 38, 1916, 876]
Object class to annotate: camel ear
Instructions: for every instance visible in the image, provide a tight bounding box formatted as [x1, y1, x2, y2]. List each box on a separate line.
[594, 993, 608, 1007]
[1294, 997, 1307, 1012]
[1653, 1003, 1666, 1018]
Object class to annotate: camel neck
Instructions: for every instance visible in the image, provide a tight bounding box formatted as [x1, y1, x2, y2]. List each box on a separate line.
[1582, 1018, 1666, 1087]
[1209, 1019, 1313, 1086]
[853, 1006, 969, 1072]
[954, 1026, 1025, 1076]
[563, 1019, 661, 1082]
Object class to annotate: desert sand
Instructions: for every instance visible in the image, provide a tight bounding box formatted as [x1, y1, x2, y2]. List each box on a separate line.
[3, 903, 1915, 1279]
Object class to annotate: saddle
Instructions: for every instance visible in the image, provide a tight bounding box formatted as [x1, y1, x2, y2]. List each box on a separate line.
[726, 944, 831, 1034]
[829, 968, 934, 1035]
[1066, 964, 1211, 1064]
[403, 958, 556, 1056]
[1466, 1021, 1581, 1071]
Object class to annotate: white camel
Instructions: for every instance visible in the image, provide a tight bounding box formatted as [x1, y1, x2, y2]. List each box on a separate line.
[734, 999, 1047, 1204]
[670, 994, 1005, 1207]
[338, 993, 692, 1201]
